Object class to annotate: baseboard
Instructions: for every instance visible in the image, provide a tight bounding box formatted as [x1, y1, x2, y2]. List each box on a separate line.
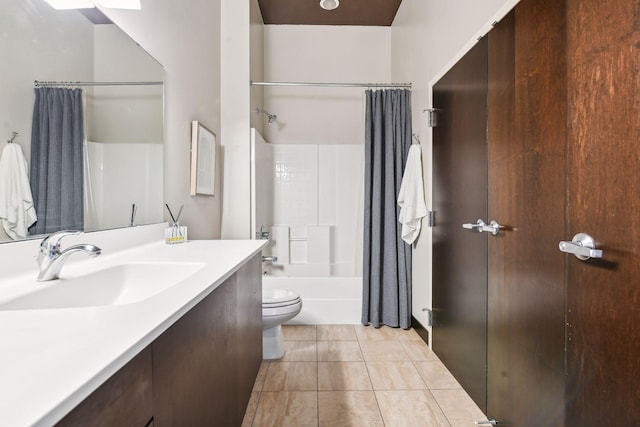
[411, 315, 430, 344]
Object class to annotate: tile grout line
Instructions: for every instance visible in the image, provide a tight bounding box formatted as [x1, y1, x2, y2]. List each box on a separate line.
[408, 357, 453, 425]
[406, 339, 466, 426]
[248, 390, 263, 427]
[356, 326, 387, 426]
[249, 361, 269, 427]
[426, 388, 454, 427]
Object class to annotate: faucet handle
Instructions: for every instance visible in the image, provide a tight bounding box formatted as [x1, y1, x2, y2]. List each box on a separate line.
[40, 230, 82, 254]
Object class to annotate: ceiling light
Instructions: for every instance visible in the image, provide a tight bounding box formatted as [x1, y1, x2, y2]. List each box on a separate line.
[43, 0, 95, 9]
[320, 0, 339, 11]
[95, 0, 141, 9]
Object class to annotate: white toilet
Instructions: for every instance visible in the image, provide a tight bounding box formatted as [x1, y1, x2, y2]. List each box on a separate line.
[262, 288, 302, 359]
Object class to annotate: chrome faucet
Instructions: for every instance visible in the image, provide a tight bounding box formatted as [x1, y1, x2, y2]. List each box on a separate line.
[36, 230, 102, 281]
[256, 225, 271, 240]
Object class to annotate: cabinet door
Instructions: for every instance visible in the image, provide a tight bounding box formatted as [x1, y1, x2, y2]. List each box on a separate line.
[56, 346, 153, 427]
[152, 255, 262, 426]
[152, 277, 237, 426]
[432, 36, 489, 413]
[487, 0, 567, 424]
[234, 255, 263, 426]
[565, 0, 640, 424]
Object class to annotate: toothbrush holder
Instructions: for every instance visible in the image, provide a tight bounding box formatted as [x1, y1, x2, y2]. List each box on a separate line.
[165, 223, 187, 244]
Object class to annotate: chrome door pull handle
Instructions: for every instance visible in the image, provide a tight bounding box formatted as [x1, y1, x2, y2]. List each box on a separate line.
[463, 219, 502, 235]
[475, 420, 498, 426]
[463, 219, 485, 232]
[559, 233, 603, 260]
[482, 220, 501, 235]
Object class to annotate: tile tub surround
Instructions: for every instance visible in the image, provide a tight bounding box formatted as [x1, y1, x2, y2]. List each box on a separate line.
[243, 325, 489, 427]
[0, 235, 267, 426]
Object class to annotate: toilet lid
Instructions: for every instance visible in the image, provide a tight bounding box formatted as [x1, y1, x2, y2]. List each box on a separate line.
[263, 288, 300, 304]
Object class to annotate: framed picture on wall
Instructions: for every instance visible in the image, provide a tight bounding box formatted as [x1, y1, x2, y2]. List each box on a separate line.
[190, 121, 216, 196]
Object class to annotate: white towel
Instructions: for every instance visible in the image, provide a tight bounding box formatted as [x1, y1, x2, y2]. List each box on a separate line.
[398, 144, 427, 244]
[0, 143, 37, 239]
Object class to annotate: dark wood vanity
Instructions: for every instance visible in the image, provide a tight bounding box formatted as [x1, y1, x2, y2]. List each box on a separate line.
[57, 254, 262, 427]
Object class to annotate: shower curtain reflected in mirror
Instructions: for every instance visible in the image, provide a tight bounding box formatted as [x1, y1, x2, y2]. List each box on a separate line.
[361, 89, 412, 329]
[30, 87, 84, 235]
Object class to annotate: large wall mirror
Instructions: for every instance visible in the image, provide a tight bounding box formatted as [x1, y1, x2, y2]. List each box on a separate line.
[0, 0, 164, 243]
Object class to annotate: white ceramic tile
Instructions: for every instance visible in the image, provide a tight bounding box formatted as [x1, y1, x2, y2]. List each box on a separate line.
[272, 145, 318, 233]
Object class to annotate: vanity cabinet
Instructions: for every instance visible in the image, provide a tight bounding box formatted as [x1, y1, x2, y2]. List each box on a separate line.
[57, 253, 262, 427]
[56, 347, 154, 427]
[152, 254, 262, 426]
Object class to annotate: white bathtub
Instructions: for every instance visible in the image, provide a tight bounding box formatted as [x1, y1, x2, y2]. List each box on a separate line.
[262, 276, 362, 325]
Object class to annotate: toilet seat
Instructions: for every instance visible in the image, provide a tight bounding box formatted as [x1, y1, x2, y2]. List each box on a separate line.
[263, 295, 301, 306]
[263, 288, 300, 305]
[262, 299, 302, 317]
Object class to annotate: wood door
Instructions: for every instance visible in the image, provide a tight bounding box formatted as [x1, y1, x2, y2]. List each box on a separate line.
[487, 0, 567, 425]
[432, 36, 488, 412]
[565, 0, 640, 424]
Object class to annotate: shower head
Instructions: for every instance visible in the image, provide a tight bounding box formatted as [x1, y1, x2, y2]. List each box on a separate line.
[256, 107, 277, 125]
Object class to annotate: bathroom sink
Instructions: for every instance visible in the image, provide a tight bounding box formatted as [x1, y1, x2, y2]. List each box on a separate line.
[0, 262, 205, 311]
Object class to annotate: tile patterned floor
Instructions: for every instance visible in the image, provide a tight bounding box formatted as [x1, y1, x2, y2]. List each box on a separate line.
[242, 324, 488, 427]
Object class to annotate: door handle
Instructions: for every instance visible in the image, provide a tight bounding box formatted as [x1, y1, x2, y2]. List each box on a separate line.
[463, 219, 502, 236]
[475, 420, 498, 426]
[462, 219, 484, 232]
[559, 233, 603, 260]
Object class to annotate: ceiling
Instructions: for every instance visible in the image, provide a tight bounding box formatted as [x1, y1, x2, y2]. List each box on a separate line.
[257, 0, 404, 26]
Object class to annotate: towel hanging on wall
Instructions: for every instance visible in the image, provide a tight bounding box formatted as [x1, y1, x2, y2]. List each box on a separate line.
[398, 144, 427, 244]
[0, 143, 37, 239]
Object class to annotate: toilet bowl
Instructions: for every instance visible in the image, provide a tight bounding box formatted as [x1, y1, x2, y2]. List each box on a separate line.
[262, 288, 302, 360]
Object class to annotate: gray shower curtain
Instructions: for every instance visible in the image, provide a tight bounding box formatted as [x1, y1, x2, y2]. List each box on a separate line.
[30, 88, 84, 235]
[362, 89, 413, 329]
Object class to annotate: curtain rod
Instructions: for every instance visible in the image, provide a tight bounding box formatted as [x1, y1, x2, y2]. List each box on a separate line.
[34, 80, 163, 88]
[251, 81, 412, 88]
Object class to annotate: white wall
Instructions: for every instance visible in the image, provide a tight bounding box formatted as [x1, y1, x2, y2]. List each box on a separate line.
[263, 25, 390, 145]
[218, 0, 262, 239]
[98, 0, 222, 239]
[91, 25, 163, 144]
[390, 0, 520, 331]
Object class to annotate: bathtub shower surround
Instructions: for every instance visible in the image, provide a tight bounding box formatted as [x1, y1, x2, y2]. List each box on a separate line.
[254, 140, 364, 277]
[84, 141, 163, 232]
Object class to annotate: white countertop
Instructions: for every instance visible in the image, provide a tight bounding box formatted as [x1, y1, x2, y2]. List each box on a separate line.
[0, 238, 266, 426]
